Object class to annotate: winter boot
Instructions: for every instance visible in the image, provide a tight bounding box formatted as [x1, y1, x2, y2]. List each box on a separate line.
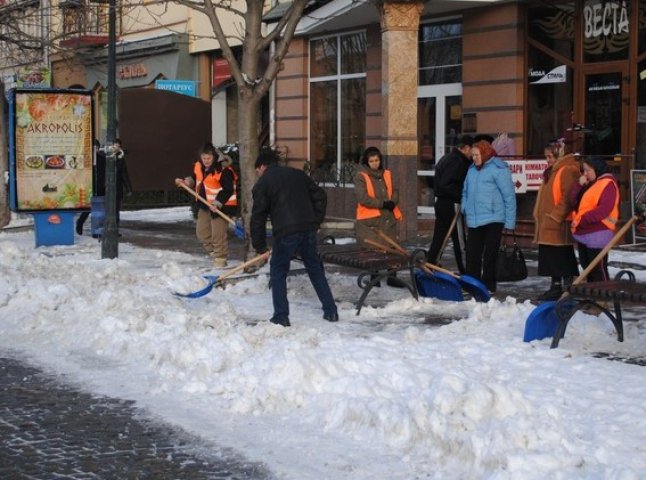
[538, 282, 563, 302]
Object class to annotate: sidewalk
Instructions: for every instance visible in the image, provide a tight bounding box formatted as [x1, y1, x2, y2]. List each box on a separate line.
[0, 354, 274, 479]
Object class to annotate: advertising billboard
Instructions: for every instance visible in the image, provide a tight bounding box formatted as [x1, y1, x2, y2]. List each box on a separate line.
[10, 89, 94, 212]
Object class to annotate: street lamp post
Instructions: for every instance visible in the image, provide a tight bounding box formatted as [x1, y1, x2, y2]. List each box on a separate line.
[101, 0, 118, 259]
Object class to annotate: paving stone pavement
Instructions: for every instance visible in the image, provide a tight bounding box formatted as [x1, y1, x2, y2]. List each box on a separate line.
[0, 355, 274, 480]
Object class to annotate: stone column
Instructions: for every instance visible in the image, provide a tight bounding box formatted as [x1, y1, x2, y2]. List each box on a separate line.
[380, 1, 423, 239]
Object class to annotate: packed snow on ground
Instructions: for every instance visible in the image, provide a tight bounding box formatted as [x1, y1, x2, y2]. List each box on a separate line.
[1, 208, 646, 479]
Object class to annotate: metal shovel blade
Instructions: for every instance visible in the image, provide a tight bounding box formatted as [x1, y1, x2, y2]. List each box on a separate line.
[173, 275, 218, 298]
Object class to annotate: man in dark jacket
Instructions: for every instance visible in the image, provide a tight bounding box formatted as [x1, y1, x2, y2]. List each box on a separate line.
[251, 152, 338, 327]
[427, 134, 473, 273]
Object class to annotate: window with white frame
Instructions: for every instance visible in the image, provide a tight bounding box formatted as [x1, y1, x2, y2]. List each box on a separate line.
[309, 31, 366, 182]
[419, 19, 462, 85]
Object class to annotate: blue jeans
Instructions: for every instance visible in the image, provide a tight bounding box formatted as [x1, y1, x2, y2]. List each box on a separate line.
[270, 230, 337, 321]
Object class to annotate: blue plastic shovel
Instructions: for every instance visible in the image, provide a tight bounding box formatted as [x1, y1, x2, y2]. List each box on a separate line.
[174, 251, 271, 298]
[524, 215, 639, 343]
[178, 182, 245, 239]
[421, 261, 491, 303]
[370, 232, 489, 303]
[415, 268, 464, 301]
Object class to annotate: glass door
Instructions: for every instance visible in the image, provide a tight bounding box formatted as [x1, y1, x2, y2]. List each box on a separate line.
[417, 83, 462, 215]
[583, 70, 626, 156]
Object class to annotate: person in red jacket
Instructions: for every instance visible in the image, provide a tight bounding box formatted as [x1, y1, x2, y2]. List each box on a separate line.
[569, 156, 620, 282]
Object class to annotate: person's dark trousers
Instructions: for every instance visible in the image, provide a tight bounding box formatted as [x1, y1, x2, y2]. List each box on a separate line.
[75, 199, 121, 235]
[577, 244, 610, 282]
[427, 197, 465, 273]
[76, 211, 90, 234]
[465, 222, 504, 293]
[115, 195, 124, 226]
[269, 230, 337, 321]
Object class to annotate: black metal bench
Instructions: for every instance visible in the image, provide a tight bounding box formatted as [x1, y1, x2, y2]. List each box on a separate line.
[551, 270, 646, 348]
[317, 243, 419, 314]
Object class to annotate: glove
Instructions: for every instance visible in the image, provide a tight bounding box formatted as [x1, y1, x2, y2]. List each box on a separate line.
[382, 201, 396, 211]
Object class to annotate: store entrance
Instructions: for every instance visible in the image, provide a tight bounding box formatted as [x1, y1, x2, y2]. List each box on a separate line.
[417, 83, 462, 215]
[582, 69, 628, 156]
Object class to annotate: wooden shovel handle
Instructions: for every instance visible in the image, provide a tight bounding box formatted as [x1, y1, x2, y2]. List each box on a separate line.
[571, 215, 639, 286]
[422, 261, 460, 280]
[375, 229, 462, 280]
[374, 230, 408, 255]
[177, 182, 236, 226]
[364, 238, 405, 256]
[437, 210, 460, 261]
[216, 251, 271, 284]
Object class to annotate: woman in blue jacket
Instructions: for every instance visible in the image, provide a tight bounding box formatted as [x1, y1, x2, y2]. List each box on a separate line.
[461, 140, 516, 293]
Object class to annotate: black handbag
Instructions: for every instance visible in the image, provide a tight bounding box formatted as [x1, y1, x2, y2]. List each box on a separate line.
[496, 232, 528, 282]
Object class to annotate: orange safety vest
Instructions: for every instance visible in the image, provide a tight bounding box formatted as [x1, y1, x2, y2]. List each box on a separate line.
[194, 162, 238, 207]
[551, 167, 574, 221]
[572, 177, 619, 232]
[356, 170, 402, 221]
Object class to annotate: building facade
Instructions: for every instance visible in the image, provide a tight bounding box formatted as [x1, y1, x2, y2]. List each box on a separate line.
[270, 0, 646, 239]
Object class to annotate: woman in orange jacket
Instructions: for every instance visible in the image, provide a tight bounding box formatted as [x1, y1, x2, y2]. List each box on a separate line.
[353, 146, 402, 248]
[532, 139, 580, 301]
[568, 156, 620, 282]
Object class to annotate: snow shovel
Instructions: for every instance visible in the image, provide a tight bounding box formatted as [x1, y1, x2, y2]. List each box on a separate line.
[374, 230, 490, 302]
[420, 261, 490, 302]
[414, 269, 464, 301]
[177, 182, 245, 239]
[364, 238, 464, 301]
[436, 208, 460, 264]
[174, 251, 270, 298]
[523, 215, 640, 343]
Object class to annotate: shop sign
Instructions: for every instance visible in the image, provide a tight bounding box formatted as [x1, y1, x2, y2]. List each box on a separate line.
[10, 90, 94, 212]
[16, 67, 51, 89]
[504, 160, 528, 193]
[155, 79, 197, 97]
[529, 65, 566, 85]
[213, 58, 232, 90]
[631, 170, 646, 241]
[587, 82, 620, 92]
[118, 63, 148, 81]
[583, 0, 629, 39]
[503, 159, 549, 193]
[638, 107, 646, 123]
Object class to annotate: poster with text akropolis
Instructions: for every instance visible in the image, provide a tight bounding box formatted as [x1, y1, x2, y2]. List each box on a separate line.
[12, 89, 93, 212]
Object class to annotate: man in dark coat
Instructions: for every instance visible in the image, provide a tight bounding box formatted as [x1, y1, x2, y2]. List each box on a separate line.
[251, 152, 338, 327]
[426, 134, 473, 273]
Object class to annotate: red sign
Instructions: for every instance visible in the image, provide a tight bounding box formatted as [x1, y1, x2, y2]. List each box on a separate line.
[118, 63, 148, 81]
[213, 58, 232, 89]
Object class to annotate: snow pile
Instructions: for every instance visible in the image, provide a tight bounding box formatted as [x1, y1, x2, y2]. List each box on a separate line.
[1, 226, 646, 479]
